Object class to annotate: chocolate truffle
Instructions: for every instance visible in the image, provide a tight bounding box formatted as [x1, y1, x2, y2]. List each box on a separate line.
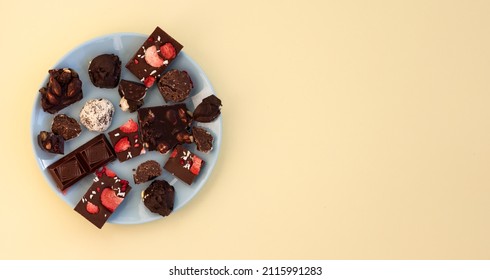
[157, 69, 193, 102]
[142, 180, 174, 217]
[133, 160, 162, 184]
[51, 114, 81, 140]
[79, 98, 114, 132]
[88, 54, 121, 88]
[193, 95, 222, 122]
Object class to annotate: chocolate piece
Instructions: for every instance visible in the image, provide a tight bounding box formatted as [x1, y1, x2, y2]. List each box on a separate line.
[118, 80, 147, 113]
[79, 98, 115, 132]
[108, 119, 145, 162]
[51, 114, 81, 140]
[142, 180, 174, 217]
[39, 68, 83, 114]
[125, 26, 183, 88]
[38, 131, 64, 154]
[133, 160, 162, 184]
[193, 95, 222, 122]
[88, 54, 121, 88]
[192, 126, 213, 153]
[47, 134, 116, 191]
[164, 145, 205, 185]
[74, 167, 132, 228]
[137, 104, 192, 154]
[157, 69, 193, 102]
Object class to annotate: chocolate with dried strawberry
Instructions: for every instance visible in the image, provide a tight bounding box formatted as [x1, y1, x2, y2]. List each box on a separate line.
[74, 167, 132, 229]
[108, 119, 145, 162]
[125, 26, 183, 88]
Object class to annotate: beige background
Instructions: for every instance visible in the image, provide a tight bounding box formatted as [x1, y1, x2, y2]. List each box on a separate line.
[0, 0, 489, 259]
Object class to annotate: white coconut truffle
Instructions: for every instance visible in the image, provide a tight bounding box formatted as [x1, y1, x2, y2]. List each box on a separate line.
[79, 98, 115, 132]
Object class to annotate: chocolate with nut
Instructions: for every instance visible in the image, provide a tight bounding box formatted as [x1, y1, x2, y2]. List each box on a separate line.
[51, 114, 81, 140]
[137, 104, 192, 154]
[38, 131, 64, 154]
[39, 68, 83, 114]
[125, 26, 183, 88]
[133, 160, 162, 184]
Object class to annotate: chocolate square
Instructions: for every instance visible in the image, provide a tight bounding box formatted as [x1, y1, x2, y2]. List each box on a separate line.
[47, 134, 116, 191]
[74, 167, 132, 229]
[108, 119, 145, 162]
[163, 145, 205, 185]
[125, 26, 183, 87]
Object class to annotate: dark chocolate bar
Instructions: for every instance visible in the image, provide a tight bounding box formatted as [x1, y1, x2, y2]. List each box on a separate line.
[74, 167, 132, 228]
[47, 134, 116, 191]
[163, 145, 204, 185]
[137, 104, 192, 154]
[125, 26, 183, 88]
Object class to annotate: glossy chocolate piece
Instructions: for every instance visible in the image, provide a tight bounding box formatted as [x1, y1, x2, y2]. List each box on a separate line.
[118, 80, 147, 113]
[143, 180, 174, 217]
[47, 134, 116, 191]
[193, 95, 222, 122]
[74, 167, 132, 229]
[108, 119, 145, 162]
[88, 54, 121, 88]
[125, 26, 183, 87]
[39, 68, 83, 114]
[137, 104, 192, 154]
[163, 145, 205, 185]
[157, 69, 193, 102]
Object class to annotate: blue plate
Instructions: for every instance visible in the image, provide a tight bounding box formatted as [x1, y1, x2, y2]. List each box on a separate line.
[31, 33, 222, 225]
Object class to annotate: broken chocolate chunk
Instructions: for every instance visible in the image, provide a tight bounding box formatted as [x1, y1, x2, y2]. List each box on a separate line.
[192, 95, 222, 122]
[192, 126, 213, 153]
[133, 160, 162, 184]
[38, 131, 64, 154]
[143, 180, 174, 217]
[137, 104, 192, 154]
[39, 68, 83, 114]
[118, 80, 147, 112]
[51, 114, 81, 140]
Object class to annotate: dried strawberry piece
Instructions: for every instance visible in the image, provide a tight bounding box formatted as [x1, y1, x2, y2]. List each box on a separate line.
[160, 43, 176, 60]
[114, 137, 130, 152]
[144, 45, 164, 67]
[190, 155, 203, 175]
[100, 188, 123, 213]
[144, 76, 156, 88]
[120, 119, 138, 133]
[86, 202, 99, 214]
